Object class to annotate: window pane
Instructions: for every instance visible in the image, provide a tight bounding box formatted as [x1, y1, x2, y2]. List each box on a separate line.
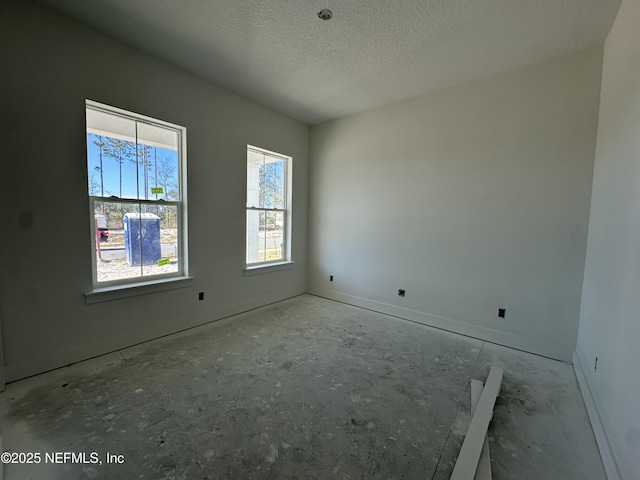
[87, 108, 136, 141]
[137, 144, 180, 201]
[95, 201, 142, 283]
[264, 211, 284, 262]
[136, 144, 153, 201]
[152, 149, 180, 201]
[246, 209, 260, 263]
[259, 158, 285, 209]
[94, 201, 180, 282]
[87, 134, 139, 199]
[247, 150, 263, 208]
[141, 204, 179, 277]
[137, 122, 179, 151]
[87, 117, 180, 201]
[86, 110, 138, 199]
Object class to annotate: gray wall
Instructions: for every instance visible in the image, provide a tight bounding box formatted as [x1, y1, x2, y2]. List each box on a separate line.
[576, 0, 640, 477]
[0, 1, 309, 381]
[309, 47, 603, 362]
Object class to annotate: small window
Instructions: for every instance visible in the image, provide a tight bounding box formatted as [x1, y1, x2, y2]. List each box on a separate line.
[86, 100, 187, 287]
[246, 145, 292, 266]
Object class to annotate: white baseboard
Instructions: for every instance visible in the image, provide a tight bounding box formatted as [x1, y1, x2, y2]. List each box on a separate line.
[309, 288, 572, 362]
[5, 289, 304, 383]
[573, 351, 622, 480]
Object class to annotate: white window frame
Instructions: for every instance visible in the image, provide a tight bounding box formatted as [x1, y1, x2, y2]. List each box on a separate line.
[85, 100, 189, 294]
[245, 145, 293, 271]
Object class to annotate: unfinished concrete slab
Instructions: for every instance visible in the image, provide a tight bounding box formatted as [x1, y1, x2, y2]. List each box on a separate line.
[0, 295, 605, 479]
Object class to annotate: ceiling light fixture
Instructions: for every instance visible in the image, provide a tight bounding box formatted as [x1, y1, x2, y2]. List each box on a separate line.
[317, 9, 333, 20]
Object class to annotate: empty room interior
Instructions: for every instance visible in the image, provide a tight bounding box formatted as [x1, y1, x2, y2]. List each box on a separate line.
[0, 0, 638, 479]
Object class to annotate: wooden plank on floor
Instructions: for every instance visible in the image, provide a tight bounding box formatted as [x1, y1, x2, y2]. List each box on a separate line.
[470, 379, 492, 480]
[450, 366, 503, 480]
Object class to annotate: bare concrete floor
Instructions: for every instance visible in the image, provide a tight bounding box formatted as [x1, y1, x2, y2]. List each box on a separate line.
[0, 294, 605, 479]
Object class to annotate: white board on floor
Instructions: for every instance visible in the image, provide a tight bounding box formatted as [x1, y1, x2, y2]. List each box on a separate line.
[470, 379, 492, 480]
[450, 366, 503, 480]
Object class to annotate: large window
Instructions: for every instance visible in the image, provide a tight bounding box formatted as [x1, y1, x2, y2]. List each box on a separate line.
[246, 145, 292, 267]
[86, 100, 187, 287]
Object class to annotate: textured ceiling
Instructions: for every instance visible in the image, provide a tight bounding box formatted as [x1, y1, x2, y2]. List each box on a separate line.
[36, 0, 621, 125]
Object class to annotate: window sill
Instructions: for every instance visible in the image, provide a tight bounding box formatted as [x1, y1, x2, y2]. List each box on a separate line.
[85, 276, 194, 304]
[243, 261, 294, 276]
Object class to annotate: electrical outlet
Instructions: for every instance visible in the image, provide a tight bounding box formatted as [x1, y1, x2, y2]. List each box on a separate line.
[198, 292, 204, 301]
[594, 357, 598, 371]
[398, 289, 406, 297]
[330, 275, 334, 282]
[498, 308, 506, 318]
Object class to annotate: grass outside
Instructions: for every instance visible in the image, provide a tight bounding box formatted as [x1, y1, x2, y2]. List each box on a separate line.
[257, 248, 284, 262]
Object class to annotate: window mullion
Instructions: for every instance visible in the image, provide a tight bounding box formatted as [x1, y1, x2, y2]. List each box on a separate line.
[247, 207, 284, 212]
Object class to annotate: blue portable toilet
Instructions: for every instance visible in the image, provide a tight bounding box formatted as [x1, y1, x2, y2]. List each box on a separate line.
[123, 213, 161, 265]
